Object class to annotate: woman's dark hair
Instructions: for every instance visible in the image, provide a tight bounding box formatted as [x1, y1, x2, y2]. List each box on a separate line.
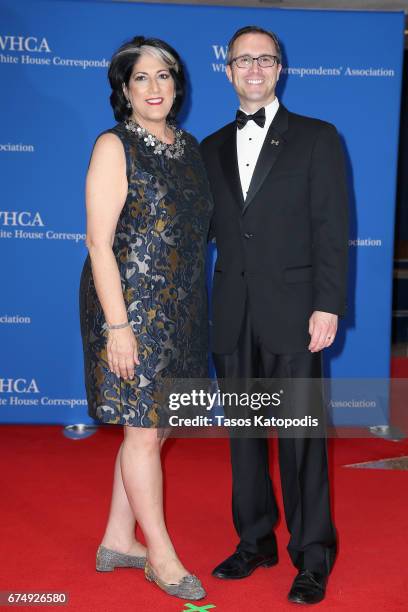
[108, 36, 185, 122]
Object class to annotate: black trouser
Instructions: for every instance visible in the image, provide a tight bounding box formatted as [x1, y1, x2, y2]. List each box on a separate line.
[213, 300, 337, 576]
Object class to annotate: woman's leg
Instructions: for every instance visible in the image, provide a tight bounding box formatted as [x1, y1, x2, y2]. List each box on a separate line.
[120, 425, 189, 583]
[100, 441, 147, 556]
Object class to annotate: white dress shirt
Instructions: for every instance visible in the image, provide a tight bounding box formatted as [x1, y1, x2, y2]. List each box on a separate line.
[237, 97, 280, 200]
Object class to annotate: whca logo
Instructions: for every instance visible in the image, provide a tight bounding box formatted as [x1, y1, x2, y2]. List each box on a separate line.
[0, 379, 40, 393]
[0, 35, 51, 53]
[211, 45, 227, 72]
[0, 211, 44, 227]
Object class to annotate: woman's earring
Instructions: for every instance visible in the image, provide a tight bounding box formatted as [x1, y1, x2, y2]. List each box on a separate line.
[126, 99, 132, 109]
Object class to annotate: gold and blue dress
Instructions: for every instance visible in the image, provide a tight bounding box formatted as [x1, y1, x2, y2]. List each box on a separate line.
[79, 121, 213, 427]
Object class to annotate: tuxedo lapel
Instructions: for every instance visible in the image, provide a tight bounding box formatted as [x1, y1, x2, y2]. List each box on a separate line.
[243, 104, 289, 213]
[219, 125, 244, 210]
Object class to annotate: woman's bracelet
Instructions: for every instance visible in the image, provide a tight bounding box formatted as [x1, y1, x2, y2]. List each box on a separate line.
[105, 321, 130, 331]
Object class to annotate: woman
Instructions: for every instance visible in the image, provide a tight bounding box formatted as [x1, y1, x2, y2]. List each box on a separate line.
[79, 36, 212, 601]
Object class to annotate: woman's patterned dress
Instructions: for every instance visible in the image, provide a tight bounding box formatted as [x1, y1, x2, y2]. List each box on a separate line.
[79, 122, 213, 427]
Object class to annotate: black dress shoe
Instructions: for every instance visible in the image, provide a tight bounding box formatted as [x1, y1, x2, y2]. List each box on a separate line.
[212, 550, 278, 580]
[288, 569, 327, 605]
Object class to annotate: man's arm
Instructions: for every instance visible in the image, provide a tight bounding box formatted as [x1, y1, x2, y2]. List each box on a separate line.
[308, 123, 349, 351]
[200, 138, 216, 243]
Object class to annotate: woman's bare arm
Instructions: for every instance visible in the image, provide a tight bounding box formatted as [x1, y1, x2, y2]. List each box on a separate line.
[85, 133, 138, 379]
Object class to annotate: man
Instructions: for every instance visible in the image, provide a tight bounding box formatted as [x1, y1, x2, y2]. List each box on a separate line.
[201, 26, 348, 605]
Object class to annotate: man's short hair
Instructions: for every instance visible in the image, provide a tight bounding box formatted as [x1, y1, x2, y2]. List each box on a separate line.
[227, 25, 282, 65]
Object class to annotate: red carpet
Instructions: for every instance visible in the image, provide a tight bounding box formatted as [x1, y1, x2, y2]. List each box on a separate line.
[0, 426, 407, 611]
[390, 357, 408, 378]
[390, 357, 408, 434]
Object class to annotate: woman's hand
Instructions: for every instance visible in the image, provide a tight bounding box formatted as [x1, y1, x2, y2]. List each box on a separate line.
[107, 326, 139, 380]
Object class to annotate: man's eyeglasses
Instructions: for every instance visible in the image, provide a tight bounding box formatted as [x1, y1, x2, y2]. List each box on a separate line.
[230, 54, 280, 69]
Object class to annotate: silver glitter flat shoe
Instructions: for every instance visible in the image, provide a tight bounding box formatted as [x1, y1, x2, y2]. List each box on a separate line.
[145, 561, 206, 600]
[96, 544, 146, 572]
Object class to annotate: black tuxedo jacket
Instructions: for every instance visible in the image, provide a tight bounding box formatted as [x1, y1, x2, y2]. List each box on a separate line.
[201, 104, 349, 355]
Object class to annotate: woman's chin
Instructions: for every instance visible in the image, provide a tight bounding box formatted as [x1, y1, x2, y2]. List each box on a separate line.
[140, 105, 172, 122]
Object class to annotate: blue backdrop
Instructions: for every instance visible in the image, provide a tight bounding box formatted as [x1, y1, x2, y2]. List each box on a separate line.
[0, 0, 405, 426]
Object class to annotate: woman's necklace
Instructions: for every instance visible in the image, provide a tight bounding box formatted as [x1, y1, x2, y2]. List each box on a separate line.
[124, 118, 186, 159]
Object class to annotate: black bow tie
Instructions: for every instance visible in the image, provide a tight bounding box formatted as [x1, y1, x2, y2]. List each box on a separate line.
[236, 107, 266, 130]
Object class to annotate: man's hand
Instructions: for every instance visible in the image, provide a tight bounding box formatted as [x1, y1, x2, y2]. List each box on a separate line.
[308, 311, 338, 352]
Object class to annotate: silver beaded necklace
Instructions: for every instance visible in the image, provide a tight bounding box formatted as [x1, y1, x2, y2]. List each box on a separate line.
[124, 119, 186, 159]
